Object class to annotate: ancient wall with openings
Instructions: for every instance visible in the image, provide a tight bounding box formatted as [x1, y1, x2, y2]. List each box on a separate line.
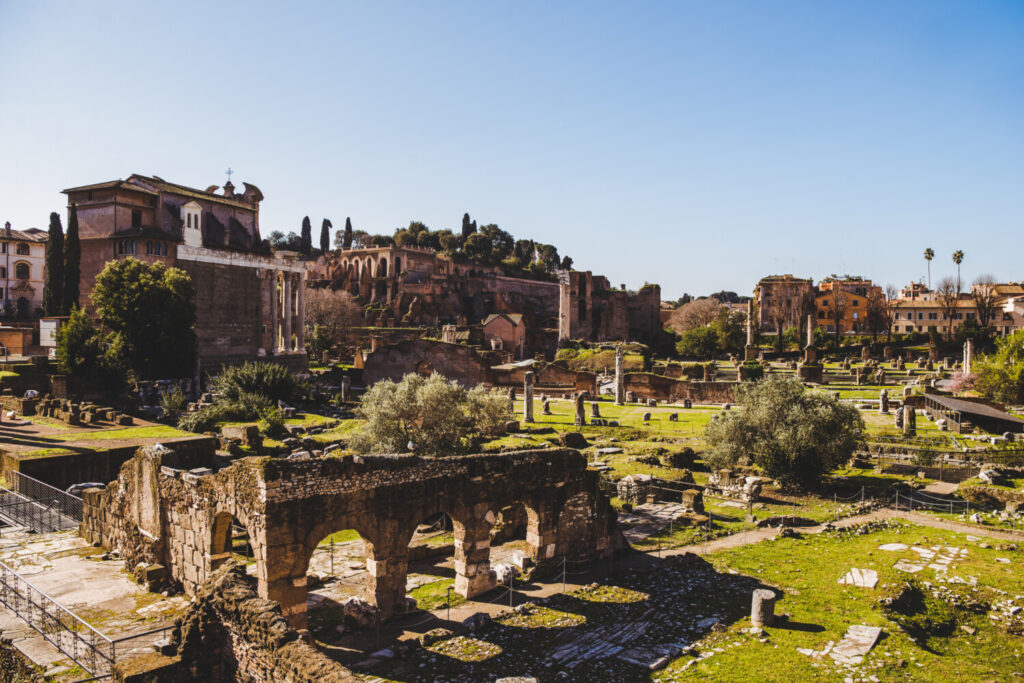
[84, 446, 624, 630]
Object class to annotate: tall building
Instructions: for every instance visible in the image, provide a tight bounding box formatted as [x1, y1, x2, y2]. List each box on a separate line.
[62, 174, 307, 373]
[0, 223, 47, 318]
[558, 271, 662, 344]
[753, 274, 814, 333]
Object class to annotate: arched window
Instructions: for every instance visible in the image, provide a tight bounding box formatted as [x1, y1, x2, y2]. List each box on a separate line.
[15, 262, 29, 280]
[15, 243, 29, 255]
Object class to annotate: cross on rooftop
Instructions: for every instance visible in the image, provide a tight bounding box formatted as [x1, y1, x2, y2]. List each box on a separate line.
[225, 167, 234, 183]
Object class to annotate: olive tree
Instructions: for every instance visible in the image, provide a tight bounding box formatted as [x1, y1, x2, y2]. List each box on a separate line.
[350, 373, 511, 456]
[703, 376, 865, 489]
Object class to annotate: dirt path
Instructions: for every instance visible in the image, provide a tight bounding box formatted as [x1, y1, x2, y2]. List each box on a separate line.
[329, 506, 1021, 663]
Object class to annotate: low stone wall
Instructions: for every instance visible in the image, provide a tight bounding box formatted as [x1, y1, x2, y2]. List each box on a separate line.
[114, 562, 359, 682]
[0, 395, 38, 416]
[622, 373, 736, 404]
[2, 435, 216, 491]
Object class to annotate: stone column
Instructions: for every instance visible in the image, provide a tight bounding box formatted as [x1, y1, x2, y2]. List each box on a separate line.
[751, 589, 776, 627]
[282, 273, 293, 352]
[803, 314, 817, 364]
[879, 389, 889, 414]
[964, 340, 973, 375]
[523, 371, 534, 423]
[807, 314, 815, 348]
[744, 300, 757, 360]
[296, 271, 306, 352]
[903, 405, 916, 436]
[454, 516, 496, 598]
[270, 271, 280, 353]
[614, 345, 625, 405]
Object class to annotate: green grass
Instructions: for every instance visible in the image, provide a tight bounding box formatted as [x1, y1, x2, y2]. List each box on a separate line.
[318, 529, 363, 545]
[43, 424, 190, 442]
[659, 521, 1024, 681]
[409, 578, 465, 611]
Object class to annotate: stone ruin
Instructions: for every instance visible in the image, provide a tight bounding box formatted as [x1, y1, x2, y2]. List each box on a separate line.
[707, 469, 764, 502]
[82, 445, 625, 630]
[34, 397, 133, 426]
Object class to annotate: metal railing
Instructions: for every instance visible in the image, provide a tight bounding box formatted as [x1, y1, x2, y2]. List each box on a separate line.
[0, 561, 114, 676]
[0, 495, 77, 533]
[8, 471, 83, 522]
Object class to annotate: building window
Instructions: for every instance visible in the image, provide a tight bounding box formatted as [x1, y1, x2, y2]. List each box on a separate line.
[852, 299, 859, 307]
[852, 312, 859, 320]
[928, 312, 937, 320]
[15, 262, 29, 279]
[967, 312, 975, 320]
[15, 243, 29, 255]
[0, 267, 5, 278]
[132, 210, 142, 228]
[955, 312, 963, 320]
[918, 312, 923, 320]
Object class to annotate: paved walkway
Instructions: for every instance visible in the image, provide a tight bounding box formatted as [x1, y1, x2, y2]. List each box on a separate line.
[327, 505, 1021, 664]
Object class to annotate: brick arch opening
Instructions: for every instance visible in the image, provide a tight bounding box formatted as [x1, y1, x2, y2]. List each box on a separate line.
[209, 511, 254, 573]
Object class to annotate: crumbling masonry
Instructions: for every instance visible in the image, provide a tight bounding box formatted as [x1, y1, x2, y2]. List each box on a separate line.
[82, 446, 624, 630]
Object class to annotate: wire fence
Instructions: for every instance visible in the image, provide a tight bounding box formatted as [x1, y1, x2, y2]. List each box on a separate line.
[8, 471, 83, 522]
[0, 496, 77, 533]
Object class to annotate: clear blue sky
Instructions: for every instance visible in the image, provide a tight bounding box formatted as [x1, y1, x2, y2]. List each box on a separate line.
[1, 1, 1022, 300]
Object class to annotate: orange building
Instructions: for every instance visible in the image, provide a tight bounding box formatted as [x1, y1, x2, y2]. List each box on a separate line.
[815, 277, 883, 334]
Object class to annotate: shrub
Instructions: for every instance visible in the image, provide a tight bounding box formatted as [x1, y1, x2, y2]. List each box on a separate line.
[703, 376, 865, 489]
[257, 407, 288, 439]
[350, 373, 512, 456]
[159, 388, 187, 415]
[210, 362, 303, 404]
[974, 330, 1024, 404]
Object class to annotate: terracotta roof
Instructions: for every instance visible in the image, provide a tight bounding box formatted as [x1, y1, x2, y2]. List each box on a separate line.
[1, 228, 47, 242]
[63, 174, 259, 210]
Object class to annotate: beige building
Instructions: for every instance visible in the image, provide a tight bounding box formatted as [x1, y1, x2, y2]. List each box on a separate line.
[892, 282, 1024, 336]
[1, 222, 48, 318]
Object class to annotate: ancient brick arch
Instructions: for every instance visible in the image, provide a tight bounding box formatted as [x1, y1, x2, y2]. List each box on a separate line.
[82, 447, 624, 631]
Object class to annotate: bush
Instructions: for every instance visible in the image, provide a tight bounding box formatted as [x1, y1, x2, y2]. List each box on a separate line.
[55, 307, 129, 396]
[703, 376, 865, 489]
[350, 373, 512, 456]
[159, 388, 187, 415]
[974, 330, 1024, 404]
[257, 407, 288, 439]
[210, 362, 303, 404]
[676, 326, 719, 359]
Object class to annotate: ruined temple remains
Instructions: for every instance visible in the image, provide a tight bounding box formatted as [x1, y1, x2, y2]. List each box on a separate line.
[558, 271, 661, 344]
[82, 446, 624, 630]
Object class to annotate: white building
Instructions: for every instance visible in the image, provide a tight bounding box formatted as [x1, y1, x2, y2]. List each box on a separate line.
[1, 222, 48, 318]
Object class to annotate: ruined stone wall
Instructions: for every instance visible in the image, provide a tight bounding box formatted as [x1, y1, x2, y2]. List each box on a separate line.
[87, 447, 625, 630]
[361, 338, 492, 387]
[623, 374, 736, 404]
[5, 435, 216, 491]
[559, 271, 662, 345]
[177, 260, 264, 368]
[114, 563, 359, 683]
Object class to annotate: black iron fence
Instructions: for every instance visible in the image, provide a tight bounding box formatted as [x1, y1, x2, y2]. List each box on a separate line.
[8, 471, 83, 522]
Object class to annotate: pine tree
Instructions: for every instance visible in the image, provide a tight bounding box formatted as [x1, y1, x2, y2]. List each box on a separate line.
[43, 212, 65, 316]
[63, 203, 81, 313]
[300, 216, 312, 255]
[461, 213, 476, 240]
[320, 218, 332, 255]
[343, 217, 353, 250]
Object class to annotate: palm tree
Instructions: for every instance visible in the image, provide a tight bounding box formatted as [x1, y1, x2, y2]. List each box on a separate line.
[923, 248, 934, 288]
[952, 250, 964, 292]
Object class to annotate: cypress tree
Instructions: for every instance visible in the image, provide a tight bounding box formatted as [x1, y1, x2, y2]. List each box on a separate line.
[63, 203, 81, 313]
[300, 216, 312, 255]
[342, 217, 353, 250]
[461, 213, 474, 240]
[43, 212, 65, 316]
[320, 218, 332, 255]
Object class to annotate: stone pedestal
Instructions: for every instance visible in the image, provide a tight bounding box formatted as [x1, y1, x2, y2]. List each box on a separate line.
[744, 344, 757, 361]
[797, 364, 823, 384]
[804, 345, 817, 365]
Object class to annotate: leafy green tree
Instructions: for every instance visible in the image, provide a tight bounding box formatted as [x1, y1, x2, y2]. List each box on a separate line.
[63, 203, 81, 312]
[55, 307, 128, 395]
[320, 218, 332, 255]
[974, 330, 1024, 404]
[43, 212, 65, 316]
[350, 373, 511, 456]
[675, 326, 720, 359]
[703, 376, 865, 489]
[300, 216, 312, 255]
[713, 308, 747, 354]
[90, 258, 196, 379]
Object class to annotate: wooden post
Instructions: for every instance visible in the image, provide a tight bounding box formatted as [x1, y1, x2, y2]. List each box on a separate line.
[751, 589, 776, 626]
